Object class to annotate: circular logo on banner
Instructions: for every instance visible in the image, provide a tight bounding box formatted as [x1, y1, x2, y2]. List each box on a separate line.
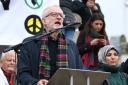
[25, 0, 43, 9]
[24, 15, 43, 35]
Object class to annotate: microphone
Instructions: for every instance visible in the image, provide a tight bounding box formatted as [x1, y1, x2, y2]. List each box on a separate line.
[3, 43, 22, 53]
[61, 22, 81, 30]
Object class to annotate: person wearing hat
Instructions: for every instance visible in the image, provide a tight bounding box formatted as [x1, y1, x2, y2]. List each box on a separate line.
[98, 45, 128, 85]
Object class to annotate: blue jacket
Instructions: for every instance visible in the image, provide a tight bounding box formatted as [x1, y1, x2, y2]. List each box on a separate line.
[17, 37, 83, 85]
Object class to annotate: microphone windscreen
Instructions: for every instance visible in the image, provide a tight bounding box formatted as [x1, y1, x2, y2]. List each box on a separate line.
[65, 22, 82, 29]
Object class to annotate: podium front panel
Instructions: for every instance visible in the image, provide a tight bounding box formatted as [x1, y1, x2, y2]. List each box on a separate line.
[48, 69, 70, 85]
[48, 68, 110, 85]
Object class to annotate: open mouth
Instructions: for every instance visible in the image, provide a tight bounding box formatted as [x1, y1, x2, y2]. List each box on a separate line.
[55, 21, 61, 25]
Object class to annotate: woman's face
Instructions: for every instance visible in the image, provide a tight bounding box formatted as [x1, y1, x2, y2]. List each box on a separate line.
[105, 49, 120, 66]
[91, 20, 103, 32]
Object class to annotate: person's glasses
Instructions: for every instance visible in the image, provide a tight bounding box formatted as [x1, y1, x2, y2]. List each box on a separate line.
[46, 12, 65, 18]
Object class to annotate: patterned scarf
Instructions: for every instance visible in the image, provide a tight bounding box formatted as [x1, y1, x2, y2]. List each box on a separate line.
[3, 69, 15, 85]
[39, 33, 68, 79]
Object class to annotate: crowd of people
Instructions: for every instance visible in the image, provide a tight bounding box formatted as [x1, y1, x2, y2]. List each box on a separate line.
[0, 0, 128, 85]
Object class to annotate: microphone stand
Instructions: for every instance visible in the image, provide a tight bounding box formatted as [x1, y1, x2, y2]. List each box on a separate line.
[3, 29, 58, 53]
[3, 22, 81, 53]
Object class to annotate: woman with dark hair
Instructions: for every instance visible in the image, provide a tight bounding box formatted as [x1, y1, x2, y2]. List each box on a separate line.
[77, 13, 109, 69]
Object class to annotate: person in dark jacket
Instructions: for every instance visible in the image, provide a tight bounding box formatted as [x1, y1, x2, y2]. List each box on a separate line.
[60, 0, 82, 40]
[98, 45, 128, 85]
[17, 5, 83, 85]
[72, 0, 103, 31]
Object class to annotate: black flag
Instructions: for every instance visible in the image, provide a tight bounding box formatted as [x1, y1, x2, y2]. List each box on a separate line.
[0, 0, 10, 10]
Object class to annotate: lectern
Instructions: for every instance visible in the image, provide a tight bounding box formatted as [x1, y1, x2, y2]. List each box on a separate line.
[48, 68, 110, 85]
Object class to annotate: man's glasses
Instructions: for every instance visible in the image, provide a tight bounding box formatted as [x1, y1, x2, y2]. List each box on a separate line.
[46, 12, 65, 18]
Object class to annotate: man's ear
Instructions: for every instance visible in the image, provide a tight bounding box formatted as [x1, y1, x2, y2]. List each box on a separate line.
[42, 18, 48, 27]
[42, 19, 45, 24]
[42, 19, 48, 32]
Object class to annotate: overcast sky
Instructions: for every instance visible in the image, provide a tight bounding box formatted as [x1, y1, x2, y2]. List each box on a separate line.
[96, 0, 126, 37]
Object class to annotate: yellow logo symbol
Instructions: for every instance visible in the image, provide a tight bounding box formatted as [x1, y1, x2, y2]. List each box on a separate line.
[24, 15, 43, 35]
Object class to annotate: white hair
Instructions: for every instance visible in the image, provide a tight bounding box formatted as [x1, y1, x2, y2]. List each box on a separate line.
[0, 50, 16, 61]
[41, 5, 62, 19]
